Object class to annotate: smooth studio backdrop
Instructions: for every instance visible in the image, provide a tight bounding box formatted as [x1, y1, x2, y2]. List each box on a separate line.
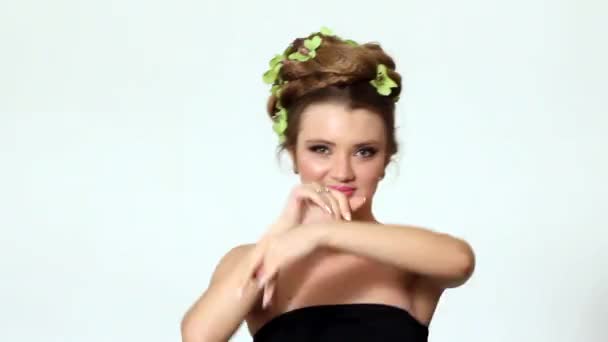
[1, 1, 607, 341]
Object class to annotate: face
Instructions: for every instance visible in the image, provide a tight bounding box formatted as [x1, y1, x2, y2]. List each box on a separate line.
[291, 101, 388, 203]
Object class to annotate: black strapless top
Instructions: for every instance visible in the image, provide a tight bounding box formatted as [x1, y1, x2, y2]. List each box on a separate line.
[252, 303, 429, 342]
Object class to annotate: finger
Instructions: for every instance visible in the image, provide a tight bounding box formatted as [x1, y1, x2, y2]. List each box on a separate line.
[262, 282, 270, 308]
[258, 261, 277, 288]
[308, 182, 334, 214]
[238, 244, 266, 297]
[300, 187, 333, 215]
[262, 280, 276, 309]
[328, 189, 352, 221]
[320, 190, 342, 220]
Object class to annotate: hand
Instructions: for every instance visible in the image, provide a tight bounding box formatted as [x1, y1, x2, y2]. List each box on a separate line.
[255, 184, 366, 309]
[300, 189, 367, 226]
[266, 182, 351, 236]
[237, 226, 326, 309]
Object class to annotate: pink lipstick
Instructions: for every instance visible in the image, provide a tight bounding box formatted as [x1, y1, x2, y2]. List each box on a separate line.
[328, 185, 357, 197]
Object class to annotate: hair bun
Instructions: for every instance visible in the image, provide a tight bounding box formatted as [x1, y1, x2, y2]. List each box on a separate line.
[263, 28, 401, 158]
[267, 34, 401, 114]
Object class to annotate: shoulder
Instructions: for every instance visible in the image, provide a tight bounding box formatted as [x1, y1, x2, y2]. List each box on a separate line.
[209, 243, 256, 284]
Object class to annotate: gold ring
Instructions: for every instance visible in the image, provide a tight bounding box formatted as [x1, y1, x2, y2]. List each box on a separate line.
[315, 186, 329, 193]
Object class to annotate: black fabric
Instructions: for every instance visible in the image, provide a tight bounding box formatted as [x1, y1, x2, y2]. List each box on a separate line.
[252, 303, 429, 342]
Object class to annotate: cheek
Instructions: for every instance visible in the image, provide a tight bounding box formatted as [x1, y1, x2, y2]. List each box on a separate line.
[353, 153, 386, 182]
[296, 153, 328, 179]
[356, 162, 385, 182]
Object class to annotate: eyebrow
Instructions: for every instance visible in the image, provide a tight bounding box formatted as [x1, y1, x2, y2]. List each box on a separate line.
[304, 139, 382, 148]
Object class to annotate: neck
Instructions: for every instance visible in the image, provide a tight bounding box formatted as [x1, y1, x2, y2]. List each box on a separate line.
[352, 202, 378, 223]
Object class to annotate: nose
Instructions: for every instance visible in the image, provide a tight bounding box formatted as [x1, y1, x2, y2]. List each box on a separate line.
[331, 153, 355, 182]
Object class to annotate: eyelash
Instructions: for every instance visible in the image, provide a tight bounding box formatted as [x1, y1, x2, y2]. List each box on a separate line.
[308, 145, 378, 158]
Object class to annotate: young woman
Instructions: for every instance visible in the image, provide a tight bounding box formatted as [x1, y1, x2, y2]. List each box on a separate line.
[181, 28, 475, 342]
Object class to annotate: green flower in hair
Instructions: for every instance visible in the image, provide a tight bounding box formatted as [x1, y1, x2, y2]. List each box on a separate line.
[288, 35, 322, 62]
[271, 84, 284, 109]
[270, 84, 281, 96]
[370, 64, 398, 96]
[320, 26, 334, 36]
[319, 26, 357, 45]
[272, 107, 288, 143]
[263, 54, 285, 84]
[264, 27, 369, 143]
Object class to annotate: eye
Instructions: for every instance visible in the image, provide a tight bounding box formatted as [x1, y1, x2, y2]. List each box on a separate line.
[356, 147, 378, 158]
[309, 145, 330, 154]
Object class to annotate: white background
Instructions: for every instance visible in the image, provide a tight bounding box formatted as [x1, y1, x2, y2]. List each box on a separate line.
[1, 0, 607, 341]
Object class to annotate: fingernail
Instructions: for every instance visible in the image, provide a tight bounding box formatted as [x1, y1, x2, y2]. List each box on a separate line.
[345, 212, 352, 221]
[258, 279, 265, 289]
[325, 205, 332, 214]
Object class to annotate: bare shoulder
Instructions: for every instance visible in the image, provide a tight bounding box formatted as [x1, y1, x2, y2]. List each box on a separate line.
[209, 243, 255, 285]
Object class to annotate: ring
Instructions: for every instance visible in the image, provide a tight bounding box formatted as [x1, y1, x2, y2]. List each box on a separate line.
[315, 186, 329, 193]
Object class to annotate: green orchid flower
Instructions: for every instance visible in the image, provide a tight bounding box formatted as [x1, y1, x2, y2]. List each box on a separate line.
[263, 54, 285, 84]
[370, 64, 398, 96]
[288, 35, 322, 62]
[319, 26, 356, 45]
[271, 83, 287, 110]
[270, 84, 281, 96]
[272, 107, 288, 142]
[264, 27, 370, 142]
[320, 26, 334, 36]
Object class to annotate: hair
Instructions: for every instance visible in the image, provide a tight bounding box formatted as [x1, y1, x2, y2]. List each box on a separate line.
[266, 32, 403, 163]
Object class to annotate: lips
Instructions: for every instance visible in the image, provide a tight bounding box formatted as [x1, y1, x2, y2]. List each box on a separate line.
[328, 185, 357, 196]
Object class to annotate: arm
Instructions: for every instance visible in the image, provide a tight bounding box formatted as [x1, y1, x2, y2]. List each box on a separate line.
[181, 244, 262, 342]
[313, 221, 475, 289]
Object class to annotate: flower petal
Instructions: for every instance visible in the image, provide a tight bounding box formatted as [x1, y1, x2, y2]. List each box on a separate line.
[288, 52, 310, 62]
[320, 26, 334, 36]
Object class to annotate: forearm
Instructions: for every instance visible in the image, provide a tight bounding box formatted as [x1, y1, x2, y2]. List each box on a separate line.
[313, 221, 475, 287]
[181, 253, 261, 341]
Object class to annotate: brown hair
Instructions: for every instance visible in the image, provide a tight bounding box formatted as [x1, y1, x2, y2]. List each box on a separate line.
[266, 33, 402, 161]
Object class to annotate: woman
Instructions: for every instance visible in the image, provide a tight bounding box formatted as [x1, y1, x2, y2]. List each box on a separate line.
[181, 28, 475, 342]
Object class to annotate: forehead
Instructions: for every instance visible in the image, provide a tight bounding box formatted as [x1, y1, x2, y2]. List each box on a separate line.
[298, 102, 386, 142]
